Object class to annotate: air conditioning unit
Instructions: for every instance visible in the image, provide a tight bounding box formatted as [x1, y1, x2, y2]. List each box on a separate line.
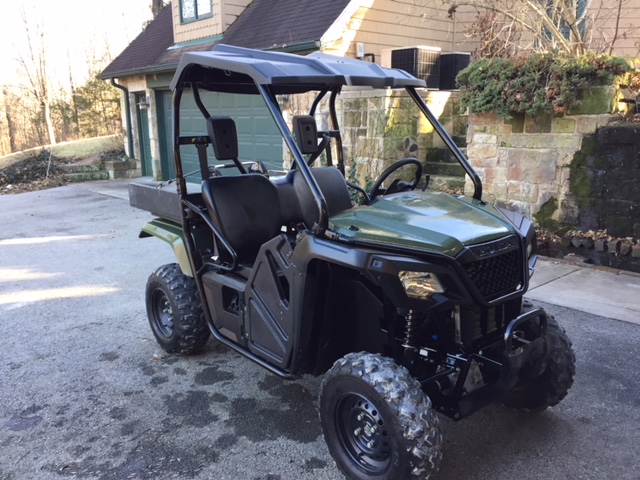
[383, 46, 442, 89]
[439, 52, 471, 90]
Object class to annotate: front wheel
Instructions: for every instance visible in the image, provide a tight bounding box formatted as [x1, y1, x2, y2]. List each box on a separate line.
[319, 352, 442, 480]
[502, 309, 575, 412]
[145, 263, 210, 355]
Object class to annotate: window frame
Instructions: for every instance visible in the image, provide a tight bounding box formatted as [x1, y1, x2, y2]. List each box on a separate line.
[179, 0, 213, 24]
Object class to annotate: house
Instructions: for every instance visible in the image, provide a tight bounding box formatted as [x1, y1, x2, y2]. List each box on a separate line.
[99, 0, 640, 181]
[98, 0, 476, 181]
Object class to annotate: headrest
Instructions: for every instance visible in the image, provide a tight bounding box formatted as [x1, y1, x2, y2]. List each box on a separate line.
[292, 115, 319, 155]
[206, 116, 238, 160]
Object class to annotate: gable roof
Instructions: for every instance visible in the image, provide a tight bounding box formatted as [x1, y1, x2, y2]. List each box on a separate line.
[98, 5, 175, 79]
[99, 0, 353, 80]
[222, 0, 351, 51]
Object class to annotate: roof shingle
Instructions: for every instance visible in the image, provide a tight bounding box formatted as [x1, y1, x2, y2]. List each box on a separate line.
[98, 5, 174, 79]
[99, 0, 352, 79]
[223, 0, 351, 50]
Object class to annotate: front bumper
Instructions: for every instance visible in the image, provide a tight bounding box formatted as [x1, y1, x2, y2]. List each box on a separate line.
[438, 307, 549, 420]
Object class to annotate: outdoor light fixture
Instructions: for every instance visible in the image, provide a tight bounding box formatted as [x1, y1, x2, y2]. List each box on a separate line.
[137, 96, 150, 109]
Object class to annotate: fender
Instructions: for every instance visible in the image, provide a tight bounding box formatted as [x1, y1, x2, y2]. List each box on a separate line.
[139, 218, 193, 277]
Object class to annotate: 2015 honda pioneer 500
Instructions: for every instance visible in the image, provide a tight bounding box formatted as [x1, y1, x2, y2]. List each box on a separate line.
[130, 44, 575, 480]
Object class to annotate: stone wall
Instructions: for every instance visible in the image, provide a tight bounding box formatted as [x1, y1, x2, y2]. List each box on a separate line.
[337, 90, 467, 190]
[337, 87, 640, 243]
[571, 124, 640, 237]
[464, 110, 616, 223]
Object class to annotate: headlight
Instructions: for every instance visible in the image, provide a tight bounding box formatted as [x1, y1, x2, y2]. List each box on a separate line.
[399, 271, 445, 299]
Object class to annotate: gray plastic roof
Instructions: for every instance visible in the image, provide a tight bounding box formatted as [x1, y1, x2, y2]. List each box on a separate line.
[170, 44, 426, 93]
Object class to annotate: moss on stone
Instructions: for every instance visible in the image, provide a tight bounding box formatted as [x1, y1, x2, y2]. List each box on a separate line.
[568, 87, 616, 115]
[570, 170, 594, 200]
[571, 135, 597, 168]
[568, 132, 610, 210]
[534, 196, 560, 230]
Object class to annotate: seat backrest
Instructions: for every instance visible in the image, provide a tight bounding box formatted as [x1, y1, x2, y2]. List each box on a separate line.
[202, 174, 282, 263]
[206, 116, 238, 161]
[285, 167, 352, 229]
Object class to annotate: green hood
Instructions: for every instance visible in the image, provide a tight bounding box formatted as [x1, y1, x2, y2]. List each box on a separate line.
[329, 191, 515, 257]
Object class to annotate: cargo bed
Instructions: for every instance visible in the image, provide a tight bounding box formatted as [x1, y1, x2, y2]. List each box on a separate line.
[129, 179, 202, 223]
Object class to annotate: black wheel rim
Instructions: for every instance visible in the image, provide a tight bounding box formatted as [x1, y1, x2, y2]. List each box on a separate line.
[151, 289, 174, 338]
[335, 392, 391, 475]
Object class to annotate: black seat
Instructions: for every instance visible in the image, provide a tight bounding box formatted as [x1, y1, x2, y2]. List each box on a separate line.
[202, 116, 282, 265]
[275, 167, 352, 230]
[202, 174, 282, 264]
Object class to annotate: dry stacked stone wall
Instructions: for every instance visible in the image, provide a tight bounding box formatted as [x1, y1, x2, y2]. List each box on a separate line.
[465, 108, 640, 271]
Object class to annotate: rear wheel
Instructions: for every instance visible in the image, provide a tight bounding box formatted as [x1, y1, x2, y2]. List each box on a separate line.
[145, 264, 210, 355]
[502, 304, 575, 412]
[319, 352, 442, 480]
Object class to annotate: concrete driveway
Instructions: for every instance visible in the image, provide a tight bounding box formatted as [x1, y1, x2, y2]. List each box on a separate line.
[1, 182, 639, 480]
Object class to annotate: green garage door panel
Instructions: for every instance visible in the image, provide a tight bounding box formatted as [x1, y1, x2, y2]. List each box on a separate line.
[161, 91, 283, 180]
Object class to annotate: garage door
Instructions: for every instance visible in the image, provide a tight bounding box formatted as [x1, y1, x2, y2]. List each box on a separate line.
[160, 91, 283, 181]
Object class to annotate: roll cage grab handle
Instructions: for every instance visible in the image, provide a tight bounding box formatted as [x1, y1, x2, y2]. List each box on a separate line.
[258, 83, 331, 235]
[406, 87, 482, 201]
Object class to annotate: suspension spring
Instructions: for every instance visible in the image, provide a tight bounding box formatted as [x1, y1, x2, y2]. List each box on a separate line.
[402, 310, 422, 348]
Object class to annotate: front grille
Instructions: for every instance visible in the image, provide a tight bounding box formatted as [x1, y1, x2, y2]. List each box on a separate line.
[464, 249, 521, 300]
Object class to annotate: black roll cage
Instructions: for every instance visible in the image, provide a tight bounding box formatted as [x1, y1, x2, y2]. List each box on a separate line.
[170, 47, 481, 234]
[169, 45, 483, 274]
[163, 45, 490, 380]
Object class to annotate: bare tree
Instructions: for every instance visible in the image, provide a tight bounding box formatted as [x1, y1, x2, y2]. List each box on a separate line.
[67, 49, 80, 139]
[587, 0, 639, 55]
[15, 8, 57, 145]
[428, 0, 635, 57]
[2, 87, 19, 154]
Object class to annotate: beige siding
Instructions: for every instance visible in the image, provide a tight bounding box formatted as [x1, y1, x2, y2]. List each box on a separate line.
[587, 0, 640, 57]
[172, 0, 252, 44]
[221, 0, 252, 31]
[321, 0, 478, 60]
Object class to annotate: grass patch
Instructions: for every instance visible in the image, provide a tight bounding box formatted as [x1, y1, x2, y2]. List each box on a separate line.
[0, 135, 125, 195]
[0, 135, 121, 170]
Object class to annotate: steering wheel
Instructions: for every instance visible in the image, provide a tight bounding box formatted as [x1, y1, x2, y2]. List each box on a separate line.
[369, 158, 423, 201]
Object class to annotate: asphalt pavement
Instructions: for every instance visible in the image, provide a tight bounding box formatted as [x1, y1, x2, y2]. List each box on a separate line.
[1, 179, 639, 480]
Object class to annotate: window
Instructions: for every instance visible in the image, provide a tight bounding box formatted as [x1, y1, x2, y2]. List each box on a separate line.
[180, 0, 212, 23]
[541, 0, 588, 42]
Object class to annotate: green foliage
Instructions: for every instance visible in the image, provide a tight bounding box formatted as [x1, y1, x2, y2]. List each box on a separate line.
[457, 52, 631, 119]
[623, 59, 640, 90]
[347, 162, 374, 205]
[74, 77, 122, 138]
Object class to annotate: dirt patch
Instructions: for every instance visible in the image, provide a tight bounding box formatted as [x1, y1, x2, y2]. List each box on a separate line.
[0, 150, 68, 195]
[0, 149, 126, 195]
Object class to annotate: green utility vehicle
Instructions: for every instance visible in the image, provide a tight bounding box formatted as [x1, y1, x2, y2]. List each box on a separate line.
[130, 45, 575, 480]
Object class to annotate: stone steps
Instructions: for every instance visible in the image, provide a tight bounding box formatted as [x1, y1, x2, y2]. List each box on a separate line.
[427, 175, 465, 193]
[64, 171, 111, 182]
[104, 159, 141, 180]
[58, 160, 141, 182]
[59, 164, 102, 174]
[59, 164, 108, 182]
[425, 162, 466, 177]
